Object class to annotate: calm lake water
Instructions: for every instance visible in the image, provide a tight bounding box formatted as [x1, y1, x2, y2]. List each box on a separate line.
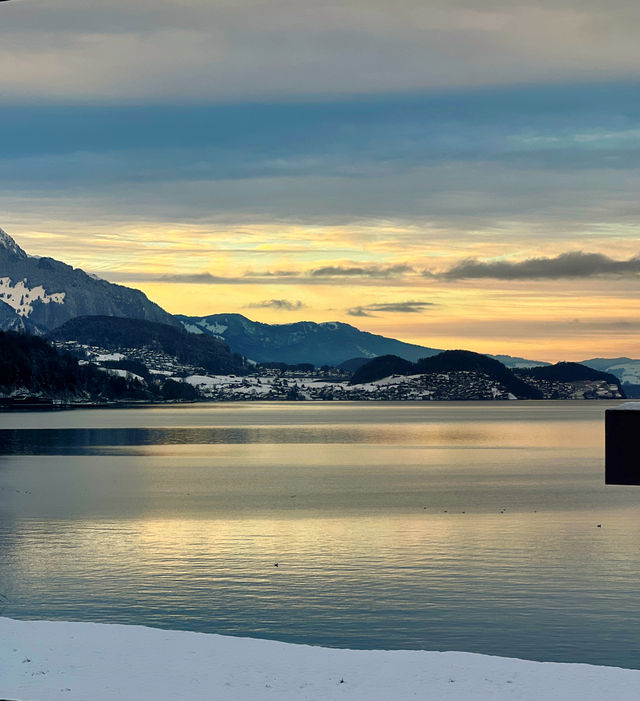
[1, 401, 639, 667]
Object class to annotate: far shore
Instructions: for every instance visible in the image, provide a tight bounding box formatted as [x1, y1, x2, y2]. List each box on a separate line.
[0, 396, 631, 414]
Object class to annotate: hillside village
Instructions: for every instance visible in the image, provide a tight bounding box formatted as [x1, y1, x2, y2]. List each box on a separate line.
[49, 338, 625, 402]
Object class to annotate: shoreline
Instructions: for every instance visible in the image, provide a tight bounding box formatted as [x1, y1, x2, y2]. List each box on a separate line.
[2, 617, 639, 701]
[0, 396, 630, 413]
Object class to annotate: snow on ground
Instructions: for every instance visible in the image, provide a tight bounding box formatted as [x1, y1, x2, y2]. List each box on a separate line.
[302, 380, 343, 390]
[371, 374, 423, 386]
[184, 375, 274, 395]
[184, 374, 244, 387]
[2, 618, 640, 701]
[97, 367, 146, 383]
[183, 373, 428, 396]
[94, 353, 125, 362]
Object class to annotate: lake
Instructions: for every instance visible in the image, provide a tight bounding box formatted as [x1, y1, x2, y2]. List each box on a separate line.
[1, 401, 639, 668]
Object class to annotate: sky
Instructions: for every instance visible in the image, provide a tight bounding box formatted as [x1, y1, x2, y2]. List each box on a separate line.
[1, 0, 639, 361]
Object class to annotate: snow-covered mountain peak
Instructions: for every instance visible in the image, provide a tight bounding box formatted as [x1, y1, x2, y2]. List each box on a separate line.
[0, 228, 27, 259]
[0, 227, 179, 332]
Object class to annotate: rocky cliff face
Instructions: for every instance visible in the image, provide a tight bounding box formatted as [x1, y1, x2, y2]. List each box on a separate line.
[0, 228, 178, 332]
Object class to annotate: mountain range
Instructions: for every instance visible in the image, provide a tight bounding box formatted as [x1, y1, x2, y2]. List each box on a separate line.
[175, 313, 554, 369]
[176, 313, 444, 367]
[0, 228, 637, 381]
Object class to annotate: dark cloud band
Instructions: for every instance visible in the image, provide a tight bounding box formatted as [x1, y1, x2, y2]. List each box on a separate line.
[439, 251, 640, 280]
[311, 264, 414, 278]
[347, 300, 434, 317]
[245, 299, 306, 310]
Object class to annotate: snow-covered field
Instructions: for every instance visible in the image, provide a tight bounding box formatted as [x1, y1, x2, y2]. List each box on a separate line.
[2, 618, 640, 701]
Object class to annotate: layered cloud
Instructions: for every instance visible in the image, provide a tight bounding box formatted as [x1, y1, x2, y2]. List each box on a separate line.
[1, 83, 639, 241]
[311, 265, 414, 278]
[347, 301, 434, 317]
[245, 299, 306, 311]
[2, 0, 640, 100]
[105, 266, 418, 285]
[439, 252, 640, 280]
[2, 2, 640, 359]
[100, 250, 640, 288]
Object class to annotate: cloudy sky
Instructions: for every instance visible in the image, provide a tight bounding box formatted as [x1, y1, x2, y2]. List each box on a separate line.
[1, 0, 639, 360]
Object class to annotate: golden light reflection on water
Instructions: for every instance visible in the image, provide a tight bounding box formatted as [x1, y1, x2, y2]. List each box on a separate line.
[2, 402, 640, 666]
[0, 400, 622, 431]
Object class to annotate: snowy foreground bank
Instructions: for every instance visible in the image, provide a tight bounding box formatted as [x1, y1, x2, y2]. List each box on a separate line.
[2, 618, 640, 701]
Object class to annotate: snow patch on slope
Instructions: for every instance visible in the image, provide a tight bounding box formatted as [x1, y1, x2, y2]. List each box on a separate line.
[0, 277, 65, 317]
[192, 319, 228, 336]
[181, 322, 205, 334]
[607, 362, 640, 385]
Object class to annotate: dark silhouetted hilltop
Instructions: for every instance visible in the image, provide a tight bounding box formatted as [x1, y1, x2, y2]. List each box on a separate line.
[350, 349, 543, 399]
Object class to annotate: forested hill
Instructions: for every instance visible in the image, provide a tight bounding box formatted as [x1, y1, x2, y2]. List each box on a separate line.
[349, 355, 416, 384]
[0, 330, 151, 401]
[349, 352, 625, 400]
[350, 350, 542, 399]
[49, 316, 246, 375]
[515, 361, 621, 385]
[415, 350, 542, 399]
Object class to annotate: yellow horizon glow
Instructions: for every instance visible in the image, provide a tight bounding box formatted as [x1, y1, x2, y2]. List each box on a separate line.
[6, 220, 640, 363]
[131, 277, 639, 363]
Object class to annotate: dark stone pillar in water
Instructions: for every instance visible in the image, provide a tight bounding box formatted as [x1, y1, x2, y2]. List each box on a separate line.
[606, 405, 640, 485]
